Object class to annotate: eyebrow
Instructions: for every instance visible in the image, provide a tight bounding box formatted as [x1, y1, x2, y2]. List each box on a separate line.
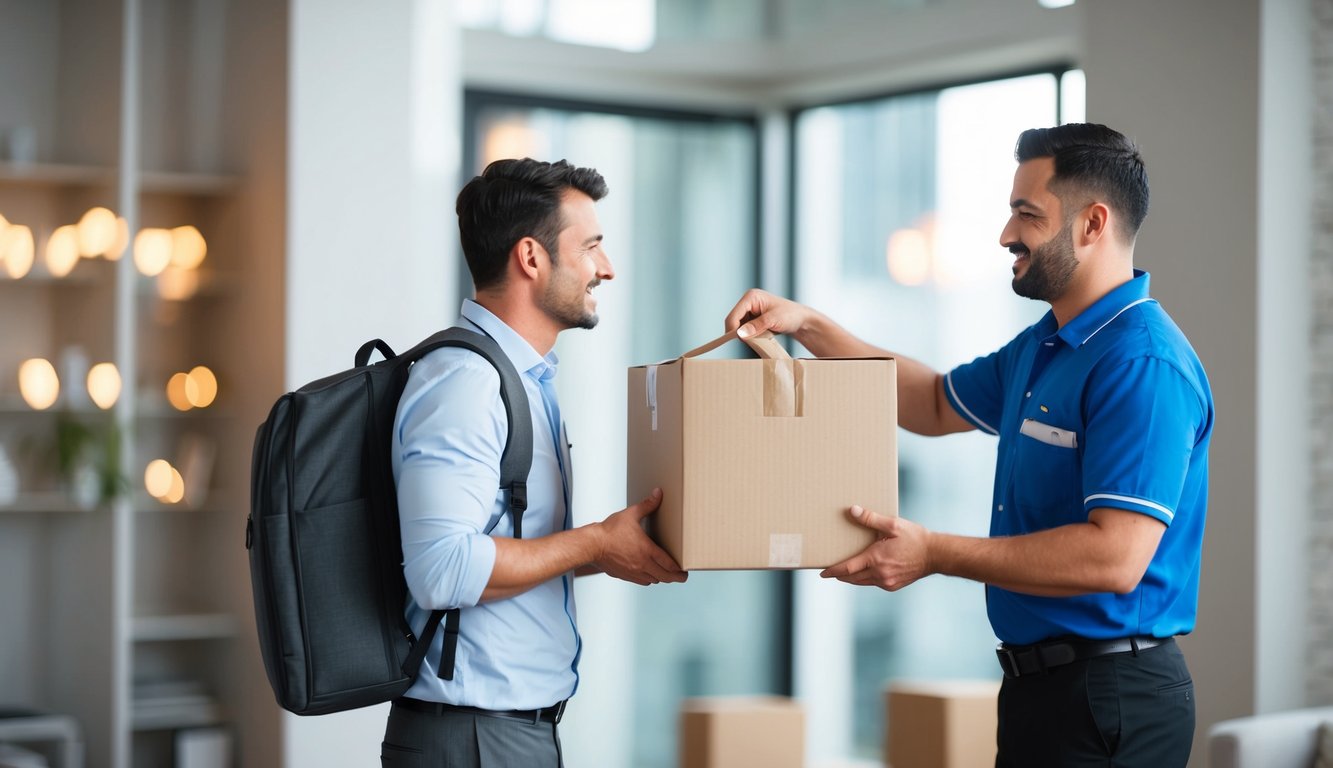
[1010, 198, 1044, 212]
[583, 234, 604, 247]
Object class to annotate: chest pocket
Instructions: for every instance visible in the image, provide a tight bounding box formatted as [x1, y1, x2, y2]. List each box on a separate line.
[1011, 418, 1084, 523]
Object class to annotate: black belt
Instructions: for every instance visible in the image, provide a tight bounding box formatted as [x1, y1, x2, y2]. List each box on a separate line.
[394, 697, 566, 725]
[996, 636, 1172, 678]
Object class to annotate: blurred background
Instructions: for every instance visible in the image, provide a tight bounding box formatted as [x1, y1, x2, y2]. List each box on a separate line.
[0, 0, 1322, 766]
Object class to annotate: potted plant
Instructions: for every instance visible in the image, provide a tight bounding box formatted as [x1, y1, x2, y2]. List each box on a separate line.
[54, 413, 127, 509]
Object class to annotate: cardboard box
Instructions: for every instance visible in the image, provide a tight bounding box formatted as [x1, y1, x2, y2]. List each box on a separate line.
[885, 680, 1000, 768]
[679, 696, 804, 768]
[627, 331, 897, 570]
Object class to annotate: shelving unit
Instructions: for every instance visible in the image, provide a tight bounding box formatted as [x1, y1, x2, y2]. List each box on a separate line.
[0, 1, 284, 766]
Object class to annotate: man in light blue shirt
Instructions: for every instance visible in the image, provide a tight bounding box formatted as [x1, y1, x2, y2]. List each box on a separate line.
[726, 124, 1211, 766]
[382, 158, 686, 767]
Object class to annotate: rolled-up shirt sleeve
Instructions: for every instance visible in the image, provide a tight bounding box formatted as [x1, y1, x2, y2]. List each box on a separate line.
[395, 354, 507, 611]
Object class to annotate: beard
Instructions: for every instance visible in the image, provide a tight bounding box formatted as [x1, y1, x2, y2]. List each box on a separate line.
[1011, 221, 1078, 302]
[539, 262, 600, 330]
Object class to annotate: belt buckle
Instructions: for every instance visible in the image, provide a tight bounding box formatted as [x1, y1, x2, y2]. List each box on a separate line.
[996, 645, 1021, 678]
[552, 699, 567, 725]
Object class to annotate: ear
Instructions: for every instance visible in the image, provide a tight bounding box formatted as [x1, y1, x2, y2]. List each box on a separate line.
[1077, 202, 1112, 247]
[512, 236, 545, 282]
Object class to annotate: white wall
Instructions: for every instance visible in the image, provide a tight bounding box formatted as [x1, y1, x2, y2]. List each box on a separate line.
[1309, 0, 1333, 708]
[1083, 0, 1311, 762]
[1256, 0, 1312, 715]
[287, 0, 458, 388]
[284, 0, 458, 764]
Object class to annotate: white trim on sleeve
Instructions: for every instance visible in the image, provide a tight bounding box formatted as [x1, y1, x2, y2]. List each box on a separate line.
[945, 372, 998, 435]
[1085, 492, 1175, 521]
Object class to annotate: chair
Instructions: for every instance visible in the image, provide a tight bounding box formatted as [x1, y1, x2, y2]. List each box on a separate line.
[0, 712, 82, 768]
[1207, 706, 1333, 768]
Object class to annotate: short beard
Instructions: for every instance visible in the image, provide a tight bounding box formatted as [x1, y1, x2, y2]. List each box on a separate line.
[540, 264, 599, 330]
[1011, 220, 1078, 302]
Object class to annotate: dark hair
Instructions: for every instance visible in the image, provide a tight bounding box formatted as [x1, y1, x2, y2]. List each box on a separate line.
[455, 158, 609, 290]
[1015, 123, 1149, 242]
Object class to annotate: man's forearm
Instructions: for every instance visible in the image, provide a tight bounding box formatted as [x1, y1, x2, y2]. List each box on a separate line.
[481, 525, 604, 602]
[793, 310, 889, 358]
[928, 520, 1150, 598]
[796, 313, 964, 437]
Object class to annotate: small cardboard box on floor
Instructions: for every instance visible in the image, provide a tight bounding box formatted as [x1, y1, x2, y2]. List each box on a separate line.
[885, 679, 1001, 768]
[627, 331, 897, 570]
[679, 696, 805, 768]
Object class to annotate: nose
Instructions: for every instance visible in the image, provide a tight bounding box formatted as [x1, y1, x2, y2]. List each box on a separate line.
[596, 248, 615, 281]
[999, 216, 1020, 251]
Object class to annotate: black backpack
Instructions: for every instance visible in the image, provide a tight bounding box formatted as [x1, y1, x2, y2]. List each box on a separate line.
[246, 327, 533, 715]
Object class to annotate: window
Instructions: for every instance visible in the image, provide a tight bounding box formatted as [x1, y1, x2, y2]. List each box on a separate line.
[463, 92, 780, 768]
[457, 0, 657, 51]
[791, 69, 1085, 761]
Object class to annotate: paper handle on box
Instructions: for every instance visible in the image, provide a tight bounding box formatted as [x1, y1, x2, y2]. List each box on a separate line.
[681, 330, 793, 361]
[678, 331, 802, 417]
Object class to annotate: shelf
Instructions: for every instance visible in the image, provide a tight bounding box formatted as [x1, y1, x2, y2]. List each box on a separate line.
[133, 400, 230, 420]
[0, 397, 115, 416]
[140, 170, 239, 197]
[132, 699, 222, 731]
[0, 492, 96, 514]
[131, 680, 223, 731]
[131, 613, 238, 642]
[0, 268, 104, 287]
[0, 161, 239, 197]
[0, 161, 115, 188]
[134, 268, 240, 300]
[133, 491, 231, 515]
[132, 709, 223, 732]
[0, 395, 228, 419]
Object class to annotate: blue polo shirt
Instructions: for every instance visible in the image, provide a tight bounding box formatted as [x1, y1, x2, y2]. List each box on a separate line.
[944, 271, 1214, 645]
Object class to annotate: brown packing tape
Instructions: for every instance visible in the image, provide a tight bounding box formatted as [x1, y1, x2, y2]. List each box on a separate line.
[680, 331, 803, 418]
[763, 359, 804, 417]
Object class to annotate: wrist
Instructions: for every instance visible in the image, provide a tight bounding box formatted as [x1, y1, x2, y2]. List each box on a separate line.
[795, 308, 834, 350]
[923, 529, 943, 577]
[585, 521, 608, 565]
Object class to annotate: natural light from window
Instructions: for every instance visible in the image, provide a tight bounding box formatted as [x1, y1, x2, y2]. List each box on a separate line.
[457, 0, 656, 52]
[794, 70, 1085, 763]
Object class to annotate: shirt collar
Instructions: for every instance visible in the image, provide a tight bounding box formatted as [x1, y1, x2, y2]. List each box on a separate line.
[1054, 269, 1154, 348]
[459, 299, 560, 379]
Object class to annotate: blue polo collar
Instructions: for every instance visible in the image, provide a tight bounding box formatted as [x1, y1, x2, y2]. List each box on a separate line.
[1047, 269, 1155, 349]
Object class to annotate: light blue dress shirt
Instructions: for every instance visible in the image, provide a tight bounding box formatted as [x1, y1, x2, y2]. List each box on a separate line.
[392, 299, 579, 709]
[945, 271, 1214, 645]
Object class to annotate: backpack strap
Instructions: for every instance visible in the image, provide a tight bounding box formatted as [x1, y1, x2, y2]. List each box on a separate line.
[392, 327, 534, 683]
[402, 328, 534, 501]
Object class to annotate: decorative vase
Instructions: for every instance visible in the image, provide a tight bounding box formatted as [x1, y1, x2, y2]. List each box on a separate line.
[70, 461, 99, 510]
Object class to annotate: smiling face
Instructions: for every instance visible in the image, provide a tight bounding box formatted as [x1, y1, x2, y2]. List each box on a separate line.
[999, 157, 1080, 303]
[538, 189, 615, 330]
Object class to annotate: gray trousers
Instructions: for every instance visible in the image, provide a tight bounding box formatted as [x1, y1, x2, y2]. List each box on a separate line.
[381, 701, 563, 767]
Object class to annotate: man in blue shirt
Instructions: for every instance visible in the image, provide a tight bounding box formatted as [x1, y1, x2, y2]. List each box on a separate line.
[726, 124, 1212, 766]
[383, 158, 687, 766]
